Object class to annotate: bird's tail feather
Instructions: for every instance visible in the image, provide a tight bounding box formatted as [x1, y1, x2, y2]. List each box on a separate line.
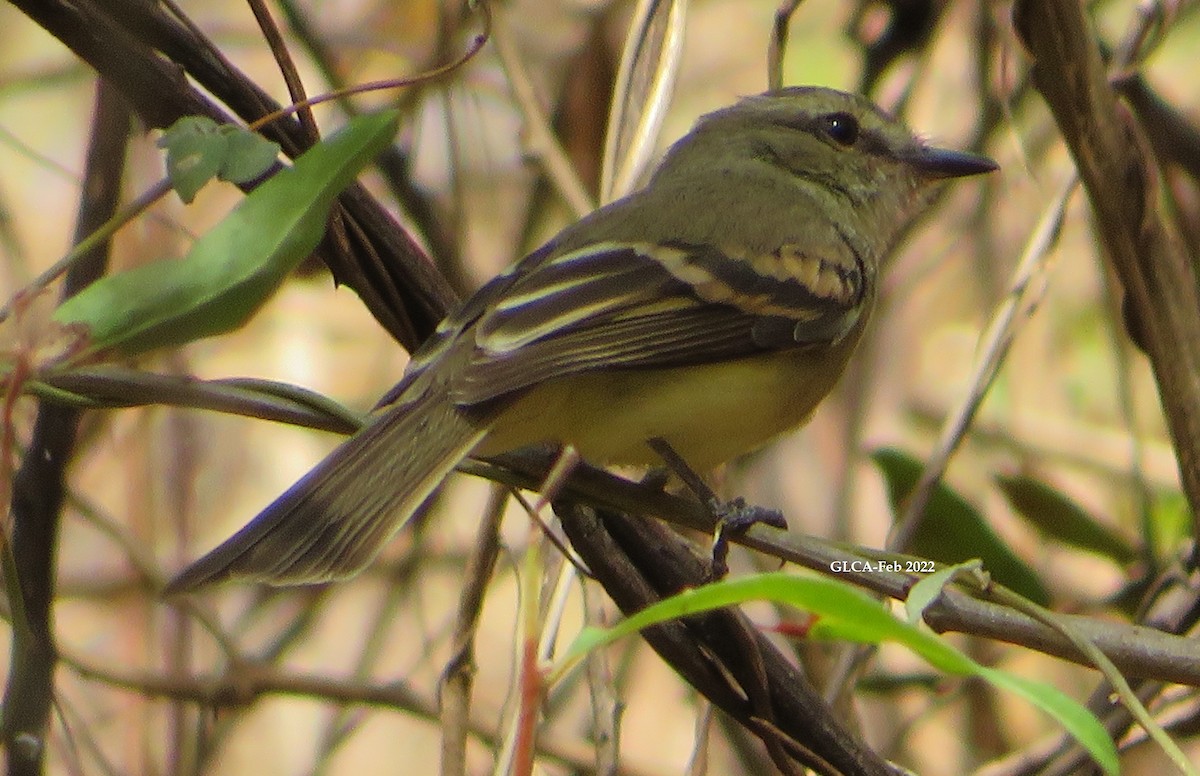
[164, 391, 487, 593]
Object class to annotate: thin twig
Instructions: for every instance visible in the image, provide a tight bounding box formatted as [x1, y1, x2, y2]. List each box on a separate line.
[985, 583, 1198, 775]
[581, 579, 622, 775]
[61, 648, 654, 774]
[439, 484, 506, 776]
[1014, 0, 1200, 550]
[0, 180, 170, 326]
[889, 175, 1078, 552]
[245, 0, 318, 139]
[464, 453, 1200, 687]
[491, 5, 594, 219]
[1, 81, 130, 776]
[767, 0, 804, 91]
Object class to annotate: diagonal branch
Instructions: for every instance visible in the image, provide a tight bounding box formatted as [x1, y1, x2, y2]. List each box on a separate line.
[555, 501, 895, 776]
[9, 0, 462, 349]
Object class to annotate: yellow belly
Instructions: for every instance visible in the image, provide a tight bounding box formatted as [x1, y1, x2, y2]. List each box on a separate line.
[477, 341, 859, 468]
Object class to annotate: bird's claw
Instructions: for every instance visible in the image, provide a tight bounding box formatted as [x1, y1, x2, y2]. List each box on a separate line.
[706, 497, 787, 580]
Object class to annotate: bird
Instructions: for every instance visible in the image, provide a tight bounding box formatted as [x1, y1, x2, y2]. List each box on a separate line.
[165, 86, 996, 593]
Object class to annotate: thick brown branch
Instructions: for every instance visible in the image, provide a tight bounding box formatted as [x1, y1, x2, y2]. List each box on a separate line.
[468, 453, 1200, 686]
[9, 0, 460, 349]
[555, 502, 893, 776]
[1013, 0, 1200, 547]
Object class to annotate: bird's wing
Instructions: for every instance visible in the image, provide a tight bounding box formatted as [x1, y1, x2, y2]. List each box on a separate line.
[449, 238, 866, 407]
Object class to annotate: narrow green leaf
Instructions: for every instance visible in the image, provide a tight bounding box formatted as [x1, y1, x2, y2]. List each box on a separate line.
[996, 473, 1137, 565]
[1150, 492, 1191, 558]
[55, 110, 399, 357]
[872, 448, 1051, 606]
[555, 572, 1117, 775]
[976, 665, 1120, 776]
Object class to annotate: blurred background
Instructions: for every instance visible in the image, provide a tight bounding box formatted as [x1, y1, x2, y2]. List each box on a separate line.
[1, 0, 1198, 773]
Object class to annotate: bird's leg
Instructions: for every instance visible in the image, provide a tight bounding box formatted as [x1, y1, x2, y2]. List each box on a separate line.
[646, 437, 787, 579]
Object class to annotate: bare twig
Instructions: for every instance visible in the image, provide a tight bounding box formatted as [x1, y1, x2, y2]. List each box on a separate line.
[491, 5, 594, 219]
[439, 485, 506, 776]
[1, 81, 130, 776]
[245, 0, 318, 139]
[767, 0, 804, 91]
[890, 175, 1077, 552]
[467, 452, 1200, 687]
[59, 650, 634, 775]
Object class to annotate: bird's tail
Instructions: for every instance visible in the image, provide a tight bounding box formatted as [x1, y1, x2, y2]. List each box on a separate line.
[164, 388, 487, 593]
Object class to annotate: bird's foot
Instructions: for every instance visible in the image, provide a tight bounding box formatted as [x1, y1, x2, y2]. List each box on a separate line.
[706, 496, 787, 581]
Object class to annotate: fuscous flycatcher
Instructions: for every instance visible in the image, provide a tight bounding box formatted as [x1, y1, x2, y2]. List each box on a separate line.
[166, 86, 996, 592]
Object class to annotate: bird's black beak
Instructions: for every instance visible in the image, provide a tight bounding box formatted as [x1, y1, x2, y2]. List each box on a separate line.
[907, 146, 998, 179]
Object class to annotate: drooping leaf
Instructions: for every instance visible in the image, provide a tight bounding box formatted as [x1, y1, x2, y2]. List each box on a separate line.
[55, 110, 400, 357]
[556, 572, 1117, 776]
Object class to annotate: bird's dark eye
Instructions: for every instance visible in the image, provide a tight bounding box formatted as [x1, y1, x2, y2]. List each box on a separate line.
[821, 112, 860, 146]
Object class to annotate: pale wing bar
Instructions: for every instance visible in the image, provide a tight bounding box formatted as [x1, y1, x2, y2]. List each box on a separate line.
[451, 241, 865, 407]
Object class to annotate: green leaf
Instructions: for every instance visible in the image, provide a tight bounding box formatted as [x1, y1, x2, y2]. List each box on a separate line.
[1150, 491, 1191, 560]
[555, 572, 1117, 775]
[995, 473, 1137, 565]
[904, 560, 984, 624]
[871, 448, 1051, 607]
[55, 110, 399, 357]
[158, 117, 224, 203]
[157, 117, 281, 202]
[218, 124, 282, 185]
[974, 664, 1119, 775]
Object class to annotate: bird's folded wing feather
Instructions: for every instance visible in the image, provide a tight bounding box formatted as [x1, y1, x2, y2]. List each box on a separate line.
[448, 239, 866, 407]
